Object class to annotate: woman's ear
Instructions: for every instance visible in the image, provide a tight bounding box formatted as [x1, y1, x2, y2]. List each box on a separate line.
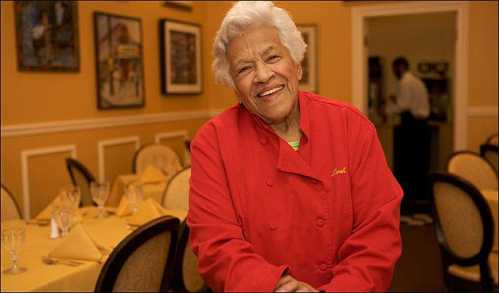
[297, 63, 303, 81]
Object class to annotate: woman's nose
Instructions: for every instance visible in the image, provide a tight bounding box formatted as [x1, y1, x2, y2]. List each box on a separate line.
[254, 62, 273, 83]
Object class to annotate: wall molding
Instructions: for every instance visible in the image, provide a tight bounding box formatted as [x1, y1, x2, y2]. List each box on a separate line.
[467, 106, 498, 117]
[1, 109, 215, 138]
[155, 130, 190, 166]
[21, 145, 77, 219]
[97, 137, 140, 183]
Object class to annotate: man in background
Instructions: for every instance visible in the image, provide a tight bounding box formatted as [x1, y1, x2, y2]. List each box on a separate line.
[386, 56, 431, 215]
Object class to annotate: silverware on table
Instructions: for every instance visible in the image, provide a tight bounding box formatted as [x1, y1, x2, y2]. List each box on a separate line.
[41, 256, 84, 267]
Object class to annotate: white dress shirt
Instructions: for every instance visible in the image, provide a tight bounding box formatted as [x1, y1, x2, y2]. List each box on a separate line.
[386, 71, 430, 119]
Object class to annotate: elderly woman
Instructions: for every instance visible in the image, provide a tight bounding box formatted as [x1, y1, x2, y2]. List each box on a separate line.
[188, 2, 402, 292]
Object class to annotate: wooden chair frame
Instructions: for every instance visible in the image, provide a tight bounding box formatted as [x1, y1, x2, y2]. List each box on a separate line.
[95, 216, 179, 292]
[1, 183, 22, 219]
[429, 172, 495, 292]
[479, 143, 498, 175]
[171, 221, 209, 293]
[66, 158, 97, 206]
[486, 133, 498, 145]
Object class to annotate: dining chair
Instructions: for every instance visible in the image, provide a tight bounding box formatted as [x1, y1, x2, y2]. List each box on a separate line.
[446, 151, 498, 191]
[1, 184, 22, 221]
[480, 144, 498, 175]
[171, 220, 208, 293]
[161, 167, 191, 211]
[486, 134, 498, 146]
[429, 172, 497, 292]
[66, 158, 96, 206]
[94, 216, 179, 292]
[132, 143, 182, 177]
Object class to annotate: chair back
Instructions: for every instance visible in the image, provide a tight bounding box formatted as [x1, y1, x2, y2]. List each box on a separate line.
[429, 172, 495, 291]
[95, 216, 179, 292]
[133, 144, 182, 178]
[446, 151, 498, 190]
[487, 134, 498, 146]
[480, 144, 498, 175]
[172, 221, 207, 293]
[162, 167, 191, 211]
[1, 184, 22, 220]
[66, 158, 96, 206]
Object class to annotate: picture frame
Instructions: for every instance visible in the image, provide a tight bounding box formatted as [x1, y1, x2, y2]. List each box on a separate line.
[14, 1, 80, 71]
[94, 12, 145, 109]
[159, 19, 202, 95]
[163, 1, 193, 11]
[297, 24, 318, 93]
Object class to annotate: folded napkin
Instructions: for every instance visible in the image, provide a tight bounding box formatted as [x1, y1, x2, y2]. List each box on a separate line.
[127, 198, 162, 226]
[127, 198, 187, 226]
[116, 196, 132, 217]
[48, 224, 103, 262]
[138, 165, 167, 184]
[35, 194, 64, 220]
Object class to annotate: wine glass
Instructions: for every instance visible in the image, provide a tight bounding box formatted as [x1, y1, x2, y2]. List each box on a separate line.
[1, 220, 27, 274]
[60, 185, 81, 214]
[52, 206, 72, 237]
[90, 181, 110, 218]
[126, 184, 143, 215]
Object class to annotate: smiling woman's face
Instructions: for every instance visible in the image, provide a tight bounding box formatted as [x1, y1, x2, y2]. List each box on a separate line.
[227, 26, 302, 126]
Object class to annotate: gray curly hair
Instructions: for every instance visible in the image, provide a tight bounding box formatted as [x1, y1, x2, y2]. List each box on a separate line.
[212, 1, 307, 88]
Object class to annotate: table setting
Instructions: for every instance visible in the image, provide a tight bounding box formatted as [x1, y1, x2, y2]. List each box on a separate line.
[1, 180, 187, 292]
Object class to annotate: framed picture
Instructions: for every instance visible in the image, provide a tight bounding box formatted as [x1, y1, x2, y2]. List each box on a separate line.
[14, 1, 80, 71]
[94, 12, 145, 109]
[159, 19, 202, 95]
[163, 1, 193, 11]
[297, 24, 318, 93]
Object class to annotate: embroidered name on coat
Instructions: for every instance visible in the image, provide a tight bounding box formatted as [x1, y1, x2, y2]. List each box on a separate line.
[331, 167, 348, 176]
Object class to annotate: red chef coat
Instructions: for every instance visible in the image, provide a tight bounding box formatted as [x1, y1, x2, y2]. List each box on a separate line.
[188, 91, 403, 292]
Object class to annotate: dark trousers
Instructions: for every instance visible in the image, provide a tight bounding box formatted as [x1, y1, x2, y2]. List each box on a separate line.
[394, 112, 432, 213]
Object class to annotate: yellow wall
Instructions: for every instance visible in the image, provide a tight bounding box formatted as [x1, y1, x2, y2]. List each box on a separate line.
[1, 1, 497, 217]
[468, 1, 498, 152]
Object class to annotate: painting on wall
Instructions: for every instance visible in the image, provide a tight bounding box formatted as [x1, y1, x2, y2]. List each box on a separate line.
[297, 24, 318, 93]
[14, 1, 80, 71]
[159, 19, 202, 95]
[94, 12, 145, 109]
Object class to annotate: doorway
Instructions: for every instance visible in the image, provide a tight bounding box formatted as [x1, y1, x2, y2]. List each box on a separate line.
[351, 2, 469, 151]
[351, 2, 469, 213]
[366, 12, 456, 213]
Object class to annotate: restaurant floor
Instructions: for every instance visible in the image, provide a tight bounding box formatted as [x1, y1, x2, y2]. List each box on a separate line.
[390, 219, 447, 291]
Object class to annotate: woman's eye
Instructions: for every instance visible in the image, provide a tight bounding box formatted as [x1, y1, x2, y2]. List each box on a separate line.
[267, 55, 280, 62]
[238, 66, 250, 74]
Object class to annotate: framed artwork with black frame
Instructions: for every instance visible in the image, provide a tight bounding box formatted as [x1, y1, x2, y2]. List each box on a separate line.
[159, 19, 202, 95]
[297, 24, 318, 93]
[14, 1, 80, 71]
[94, 12, 145, 109]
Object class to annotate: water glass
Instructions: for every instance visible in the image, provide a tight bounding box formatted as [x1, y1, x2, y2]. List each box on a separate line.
[90, 181, 110, 218]
[1, 220, 27, 274]
[126, 184, 143, 215]
[52, 206, 72, 237]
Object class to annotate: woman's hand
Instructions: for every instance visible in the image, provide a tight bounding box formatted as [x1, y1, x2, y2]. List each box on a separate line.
[274, 275, 319, 292]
